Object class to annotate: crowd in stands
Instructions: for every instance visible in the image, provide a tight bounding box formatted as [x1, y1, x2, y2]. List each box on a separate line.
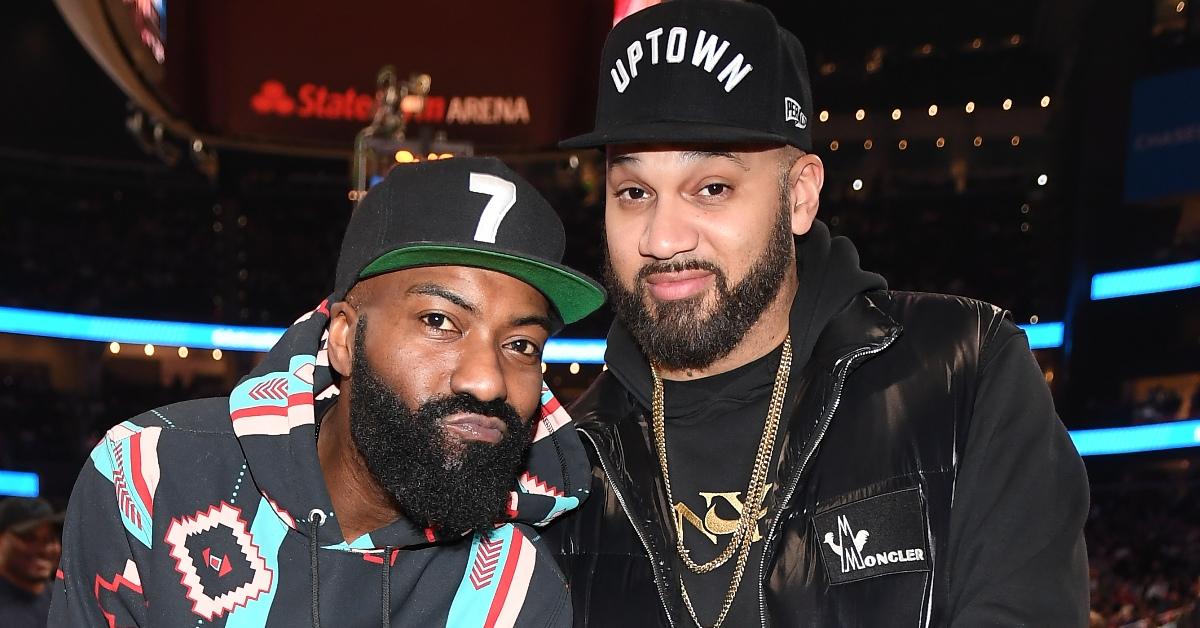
[1087, 478, 1200, 627]
[1132, 386, 1200, 424]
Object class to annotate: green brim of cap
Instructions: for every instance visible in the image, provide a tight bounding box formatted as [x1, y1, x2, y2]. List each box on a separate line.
[359, 244, 606, 325]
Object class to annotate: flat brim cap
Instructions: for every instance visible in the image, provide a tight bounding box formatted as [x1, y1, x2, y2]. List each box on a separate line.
[358, 243, 605, 326]
[561, 120, 793, 149]
[334, 157, 605, 324]
[562, 0, 814, 151]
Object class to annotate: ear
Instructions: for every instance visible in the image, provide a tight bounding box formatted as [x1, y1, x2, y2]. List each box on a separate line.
[788, 153, 825, 236]
[327, 300, 359, 378]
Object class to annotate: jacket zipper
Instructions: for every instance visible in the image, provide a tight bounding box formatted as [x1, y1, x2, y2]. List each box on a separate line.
[756, 330, 900, 627]
[579, 430, 677, 628]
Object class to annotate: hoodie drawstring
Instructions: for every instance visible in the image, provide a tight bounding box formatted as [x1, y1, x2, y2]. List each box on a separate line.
[308, 509, 326, 628]
[306, 509, 392, 628]
[380, 546, 393, 628]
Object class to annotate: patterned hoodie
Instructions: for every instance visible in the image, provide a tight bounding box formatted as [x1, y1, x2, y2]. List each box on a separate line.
[49, 299, 591, 628]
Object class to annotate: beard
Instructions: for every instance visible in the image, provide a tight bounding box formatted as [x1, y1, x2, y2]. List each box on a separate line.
[347, 316, 534, 538]
[603, 187, 794, 371]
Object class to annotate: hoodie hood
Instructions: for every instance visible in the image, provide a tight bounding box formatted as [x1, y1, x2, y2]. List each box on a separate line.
[227, 297, 591, 549]
[606, 220, 887, 414]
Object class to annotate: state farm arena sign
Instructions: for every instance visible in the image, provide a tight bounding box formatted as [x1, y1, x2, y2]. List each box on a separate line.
[179, 2, 609, 151]
[249, 80, 531, 127]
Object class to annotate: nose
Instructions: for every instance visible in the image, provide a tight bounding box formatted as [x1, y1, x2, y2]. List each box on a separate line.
[639, 196, 700, 261]
[40, 538, 61, 558]
[448, 335, 507, 404]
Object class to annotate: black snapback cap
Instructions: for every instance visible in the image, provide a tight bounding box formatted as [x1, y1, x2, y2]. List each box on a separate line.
[561, 0, 814, 151]
[333, 158, 605, 324]
[0, 497, 63, 534]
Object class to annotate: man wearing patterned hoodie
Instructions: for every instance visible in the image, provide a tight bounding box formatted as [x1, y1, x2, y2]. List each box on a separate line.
[49, 157, 606, 627]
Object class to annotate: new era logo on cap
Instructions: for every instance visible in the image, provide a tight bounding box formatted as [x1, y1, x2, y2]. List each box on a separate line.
[784, 97, 807, 129]
[561, 0, 814, 151]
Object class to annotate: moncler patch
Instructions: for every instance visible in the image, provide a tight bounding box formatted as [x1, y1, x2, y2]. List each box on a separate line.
[812, 487, 932, 585]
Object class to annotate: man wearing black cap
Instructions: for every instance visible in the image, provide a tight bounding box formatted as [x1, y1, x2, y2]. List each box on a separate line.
[0, 498, 62, 628]
[50, 157, 606, 627]
[549, 2, 1089, 627]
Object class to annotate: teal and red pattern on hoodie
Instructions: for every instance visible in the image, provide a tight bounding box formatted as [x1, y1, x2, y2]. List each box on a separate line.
[50, 299, 590, 627]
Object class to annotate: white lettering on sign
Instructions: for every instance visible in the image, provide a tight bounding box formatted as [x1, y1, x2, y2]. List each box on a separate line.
[445, 97, 531, 125]
[249, 80, 531, 126]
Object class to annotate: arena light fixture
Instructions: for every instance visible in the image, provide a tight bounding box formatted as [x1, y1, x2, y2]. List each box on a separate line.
[1019, 321, 1063, 350]
[1090, 260, 1200, 300]
[0, 470, 40, 497]
[1070, 419, 1200, 456]
[543, 338, 606, 364]
[0, 307, 284, 351]
[0, 307, 610, 363]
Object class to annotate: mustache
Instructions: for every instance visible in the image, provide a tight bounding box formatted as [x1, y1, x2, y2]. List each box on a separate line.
[635, 258, 725, 284]
[415, 393, 527, 432]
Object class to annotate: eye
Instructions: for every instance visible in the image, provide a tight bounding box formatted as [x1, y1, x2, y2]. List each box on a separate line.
[506, 338, 542, 358]
[419, 312, 456, 332]
[698, 182, 731, 197]
[615, 186, 649, 201]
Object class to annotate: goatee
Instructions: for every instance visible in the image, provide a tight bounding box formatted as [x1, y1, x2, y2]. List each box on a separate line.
[603, 197, 794, 371]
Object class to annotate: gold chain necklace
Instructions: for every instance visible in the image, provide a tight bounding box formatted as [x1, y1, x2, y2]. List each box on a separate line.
[650, 335, 792, 628]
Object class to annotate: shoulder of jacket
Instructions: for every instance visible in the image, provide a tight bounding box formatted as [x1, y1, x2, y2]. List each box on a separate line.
[118, 396, 238, 437]
[876, 290, 1014, 355]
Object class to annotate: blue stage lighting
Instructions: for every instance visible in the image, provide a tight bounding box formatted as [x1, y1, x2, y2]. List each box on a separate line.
[1069, 419, 1200, 456]
[1091, 260, 1200, 300]
[1018, 321, 1064, 350]
[0, 470, 40, 497]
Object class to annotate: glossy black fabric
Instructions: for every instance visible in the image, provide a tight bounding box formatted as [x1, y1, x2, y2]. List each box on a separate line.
[545, 291, 1090, 627]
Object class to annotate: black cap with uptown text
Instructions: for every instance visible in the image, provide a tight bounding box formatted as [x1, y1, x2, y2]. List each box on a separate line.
[561, 0, 814, 151]
[333, 157, 605, 324]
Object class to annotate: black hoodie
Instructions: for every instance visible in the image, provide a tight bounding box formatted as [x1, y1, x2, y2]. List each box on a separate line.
[50, 298, 590, 628]
[602, 221, 888, 624]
